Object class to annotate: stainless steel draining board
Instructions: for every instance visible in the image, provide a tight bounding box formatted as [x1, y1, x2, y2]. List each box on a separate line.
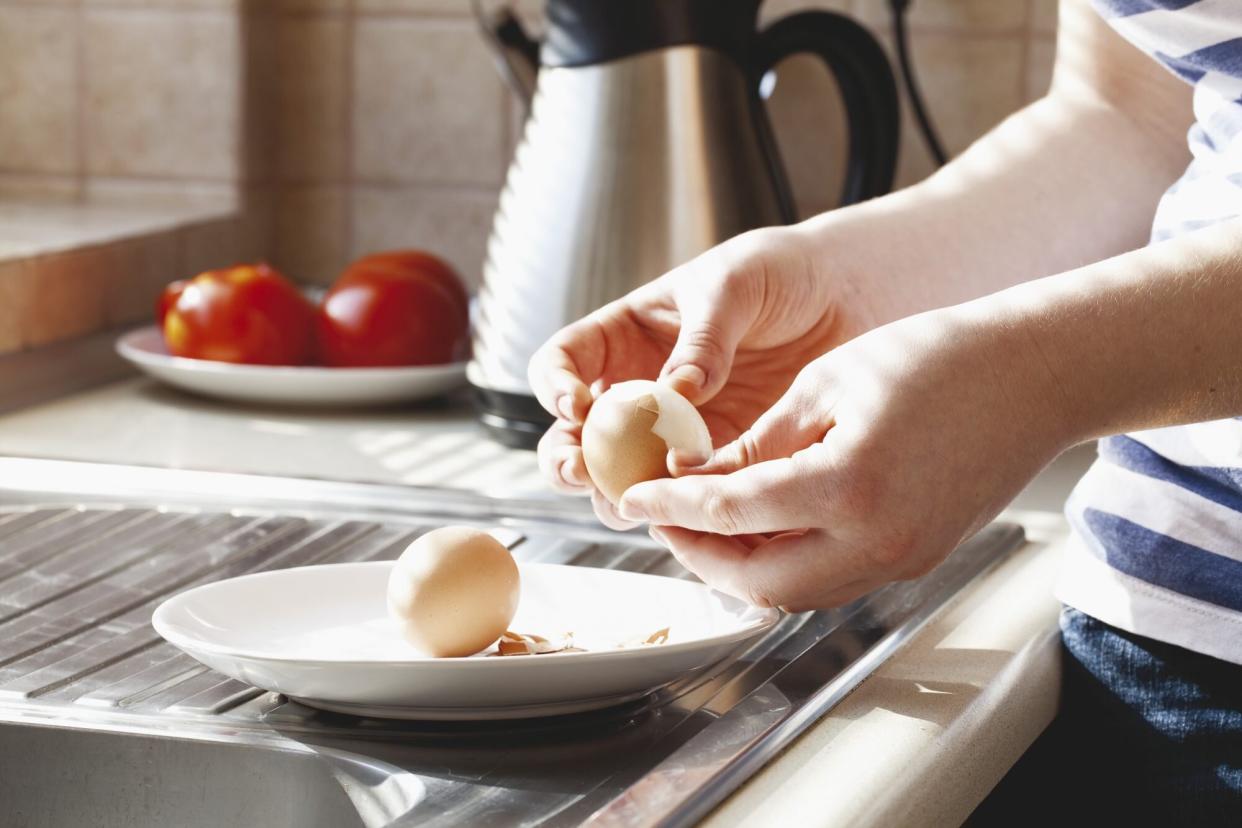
[0, 458, 1025, 828]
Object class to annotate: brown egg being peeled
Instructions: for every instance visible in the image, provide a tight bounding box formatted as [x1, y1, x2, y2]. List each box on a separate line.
[386, 526, 520, 657]
[580, 380, 713, 506]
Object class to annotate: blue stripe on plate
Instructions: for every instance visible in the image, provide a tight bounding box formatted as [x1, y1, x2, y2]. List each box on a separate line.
[1082, 507, 1242, 612]
[1092, 0, 1203, 19]
[1099, 435, 1242, 514]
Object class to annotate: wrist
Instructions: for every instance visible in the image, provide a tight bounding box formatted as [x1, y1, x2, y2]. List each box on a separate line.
[794, 217, 890, 342]
[949, 292, 1088, 460]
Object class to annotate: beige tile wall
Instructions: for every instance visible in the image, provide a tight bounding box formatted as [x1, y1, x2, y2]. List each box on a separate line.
[0, 7, 78, 178]
[0, 0, 1059, 293]
[0, 0, 243, 201]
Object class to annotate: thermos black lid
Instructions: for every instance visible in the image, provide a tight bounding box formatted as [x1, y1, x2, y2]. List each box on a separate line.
[542, 0, 763, 68]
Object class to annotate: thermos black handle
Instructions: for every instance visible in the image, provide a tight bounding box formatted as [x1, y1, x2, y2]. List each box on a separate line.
[753, 11, 900, 206]
[474, 2, 540, 106]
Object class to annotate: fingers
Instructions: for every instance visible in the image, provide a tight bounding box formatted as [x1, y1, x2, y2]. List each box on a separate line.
[537, 420, 641, 533]
[650, 526, 878, 610]
[692, 375, 829, 476]
[657, 273, 756, 407]
[536, 419, 640, 535]
[649, 526, 755, 596]
[620, 454, 827, 534]
[536, 420, 589, 494]
[527, 323, 604, 424]
[593, 489, 639, 531]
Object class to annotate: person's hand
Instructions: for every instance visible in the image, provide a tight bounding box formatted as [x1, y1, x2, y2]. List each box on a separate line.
[617, 304, 1075, 611]
[528, 226, 866, 528]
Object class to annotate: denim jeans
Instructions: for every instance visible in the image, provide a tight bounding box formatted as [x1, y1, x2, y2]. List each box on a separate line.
[969, 607, 1242, 825]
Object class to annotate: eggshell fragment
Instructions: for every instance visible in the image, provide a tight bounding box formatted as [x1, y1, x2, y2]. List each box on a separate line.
[581, 380, 712, 505]
[386, 526, 520, 658]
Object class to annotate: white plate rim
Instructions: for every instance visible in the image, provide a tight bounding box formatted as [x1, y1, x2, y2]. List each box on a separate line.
[116, 326, 468, 381]
[151, 560, 780, 667]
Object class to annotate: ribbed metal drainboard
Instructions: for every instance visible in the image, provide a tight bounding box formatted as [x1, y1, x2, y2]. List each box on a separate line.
[0, 461, 1025, 828]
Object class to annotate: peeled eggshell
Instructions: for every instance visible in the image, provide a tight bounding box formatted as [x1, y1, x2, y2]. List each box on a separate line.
[386, 526, 520, 658]
[580, 380, 712, 505]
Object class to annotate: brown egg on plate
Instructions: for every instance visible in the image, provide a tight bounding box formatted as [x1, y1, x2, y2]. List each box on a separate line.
[386, 526, 520, 658]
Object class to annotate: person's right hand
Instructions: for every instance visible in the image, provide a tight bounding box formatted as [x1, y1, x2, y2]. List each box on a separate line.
[528, 225, 863, 529]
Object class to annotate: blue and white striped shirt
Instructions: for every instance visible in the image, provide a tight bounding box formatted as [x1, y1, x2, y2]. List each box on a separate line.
[1060, 0, 1242, 664]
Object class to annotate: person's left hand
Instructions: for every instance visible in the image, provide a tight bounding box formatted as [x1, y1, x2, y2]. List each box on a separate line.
[616, 304, 1078, 611]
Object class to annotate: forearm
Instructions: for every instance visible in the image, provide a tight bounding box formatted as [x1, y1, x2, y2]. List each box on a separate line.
[975, 219, 1242, 445]
[800, 0, 1191, 335]
[808, 98, 1179, 329]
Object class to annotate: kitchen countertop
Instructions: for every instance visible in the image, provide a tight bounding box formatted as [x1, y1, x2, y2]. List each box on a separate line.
[0, 378, 550, 496]
[705, 510, 1068, 827]
[0, 349, 1097, 826]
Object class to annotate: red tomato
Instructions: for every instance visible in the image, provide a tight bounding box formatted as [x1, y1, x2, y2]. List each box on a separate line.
[349, 250, 469, 317]
[162, 264, 316, 366]
[155, 279, 187, 328]
[317, 253, 469, 368]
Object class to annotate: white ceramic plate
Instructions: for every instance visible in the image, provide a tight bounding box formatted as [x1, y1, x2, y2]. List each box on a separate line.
[117, 326, 466, 407]
[152, 561, 778, 720]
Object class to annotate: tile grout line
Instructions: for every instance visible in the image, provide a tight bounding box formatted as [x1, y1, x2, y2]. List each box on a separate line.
[232, 4, 244, 225]
[263, 3, 279, 267]
[342, 0, 357, 261]
[1018, 0, 1035, 105]
[74, 3, 87, 204]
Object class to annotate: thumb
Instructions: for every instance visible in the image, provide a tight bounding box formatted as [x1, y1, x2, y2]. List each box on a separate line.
[658, 295, 752, 407]
[686, 381, 829, 475]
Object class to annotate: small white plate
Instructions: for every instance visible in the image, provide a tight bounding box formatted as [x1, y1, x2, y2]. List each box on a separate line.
[117, 326, 467, 407]
[152, 562, 778, 720]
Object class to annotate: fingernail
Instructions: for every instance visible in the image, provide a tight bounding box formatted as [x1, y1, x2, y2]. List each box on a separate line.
[559, 461, 583, 487]
[619, 500, 646, 522]
[668, 364, 706, 390]
[670, 448, 710, 469]
[556, 395, 576, 420]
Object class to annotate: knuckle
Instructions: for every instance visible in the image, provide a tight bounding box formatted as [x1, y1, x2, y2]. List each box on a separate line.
[638, 499, 666, 525]
[742, 581, 779, 609]
[702, 491, 746, 535]
[680, 322, 727, 360]
[711, 232, 777, 290]
[717, 256, 758, 294]
[735, 431, 763, 468]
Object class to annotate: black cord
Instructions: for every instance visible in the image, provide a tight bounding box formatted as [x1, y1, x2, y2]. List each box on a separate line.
[889, 0, 948, 166]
